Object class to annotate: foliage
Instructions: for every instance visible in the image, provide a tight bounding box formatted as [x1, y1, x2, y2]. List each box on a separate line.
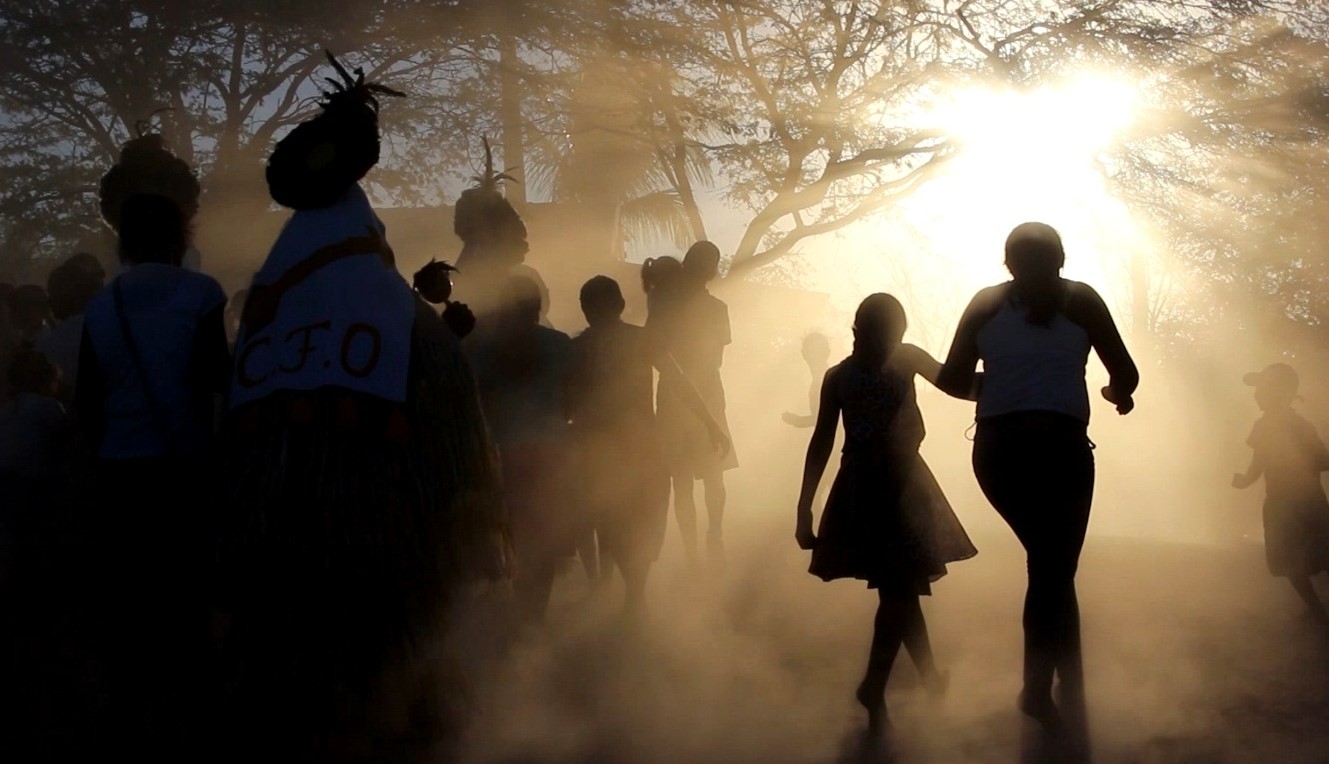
[1, 0, 1327, 365]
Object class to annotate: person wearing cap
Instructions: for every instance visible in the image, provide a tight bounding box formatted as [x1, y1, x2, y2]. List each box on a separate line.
[1233, 362, 1329, 623]
[936, 221, 1138, 731]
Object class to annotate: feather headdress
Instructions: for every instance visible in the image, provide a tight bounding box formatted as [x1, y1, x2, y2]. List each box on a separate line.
[453, 138, 529, 271]
[266, 51, 406, 210]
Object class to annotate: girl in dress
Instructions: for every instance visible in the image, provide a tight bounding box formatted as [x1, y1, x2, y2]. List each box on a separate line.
[796, 293, 977, 737]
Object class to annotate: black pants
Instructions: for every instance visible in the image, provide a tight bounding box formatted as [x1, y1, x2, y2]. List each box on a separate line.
[973, 412, 1094, 697]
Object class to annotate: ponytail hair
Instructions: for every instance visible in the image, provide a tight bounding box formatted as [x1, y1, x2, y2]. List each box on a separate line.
[1004, 222, 1065, 326]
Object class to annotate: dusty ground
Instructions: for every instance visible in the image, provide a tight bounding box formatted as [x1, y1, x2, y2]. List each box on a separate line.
[457, 518, 1329, 764]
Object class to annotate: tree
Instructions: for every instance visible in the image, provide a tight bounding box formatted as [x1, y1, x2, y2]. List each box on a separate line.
[635, 0, 1273, 274]
[1100, 5, 1329, 357]
[0, 0, 476, 270]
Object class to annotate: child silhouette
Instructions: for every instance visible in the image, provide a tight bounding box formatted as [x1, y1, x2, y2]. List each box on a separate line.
[796, 294, 976, 738]
[1233, 362, 1329, 623]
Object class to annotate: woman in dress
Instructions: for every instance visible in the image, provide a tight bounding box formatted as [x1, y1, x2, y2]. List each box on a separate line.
[796, 293, 976, 737]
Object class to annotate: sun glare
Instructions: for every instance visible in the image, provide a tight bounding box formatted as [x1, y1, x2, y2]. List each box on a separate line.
[879, 72, 1149, 317]
[938, 74, 1139, 168]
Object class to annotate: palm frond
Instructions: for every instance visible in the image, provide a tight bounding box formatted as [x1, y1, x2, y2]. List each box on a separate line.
[619, 190, 693, 250]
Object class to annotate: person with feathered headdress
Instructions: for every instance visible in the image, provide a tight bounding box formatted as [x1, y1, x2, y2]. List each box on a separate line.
[216, 52, 506, 759]
[450, 139, 551, 324]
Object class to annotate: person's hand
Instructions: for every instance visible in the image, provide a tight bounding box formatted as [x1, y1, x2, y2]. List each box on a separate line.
[781, 411, 800, 426]
[443, 301, 476, 339]
[795, 510, 817, 550]
[1232, 472, 1255, 490]
[1101, 385, 1134, 415]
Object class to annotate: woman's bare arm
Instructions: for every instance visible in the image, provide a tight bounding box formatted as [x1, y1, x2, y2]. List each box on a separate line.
[796, 368, 841, 549]
[1067, 283, 1139, 414]
[898, 343, 982, 401]
[936, 287, 1002, 400]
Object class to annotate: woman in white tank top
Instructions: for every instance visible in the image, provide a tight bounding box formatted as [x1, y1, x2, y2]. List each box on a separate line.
[936, 222, 1138, 735]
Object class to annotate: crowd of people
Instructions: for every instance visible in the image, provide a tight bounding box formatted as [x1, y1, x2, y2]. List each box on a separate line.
[1, 53, 1327, 764]
[0, 55, 742, 761]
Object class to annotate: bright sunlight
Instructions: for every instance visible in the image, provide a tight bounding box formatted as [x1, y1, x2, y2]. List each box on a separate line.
[894, 73, 1150, 306]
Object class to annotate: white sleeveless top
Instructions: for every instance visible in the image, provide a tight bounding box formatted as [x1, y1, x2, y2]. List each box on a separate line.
[975, 297, 1091, 422]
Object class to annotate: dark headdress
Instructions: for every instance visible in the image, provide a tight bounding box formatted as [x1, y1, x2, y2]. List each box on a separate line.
[453, 138, 529, 272]
[266, 52, 405, 211]
[98, 115, 200, 232]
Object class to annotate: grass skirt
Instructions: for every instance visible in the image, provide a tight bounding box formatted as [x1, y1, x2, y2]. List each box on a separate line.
[215, 300, 506, 757]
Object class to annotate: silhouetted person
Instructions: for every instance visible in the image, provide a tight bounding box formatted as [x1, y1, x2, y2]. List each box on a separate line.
[566, 276, 727, 614]
[784, 332, 833, 522]
[0, 344, 81, 759]
[39, 252, 106, 408]
[647, 242, 737, 566]
[1232, 362, 1329, 623]
[75, 192, 230, 758]
[468, 275, 574, 624]
[414, 258, 476, 338]
[937, 222, 1138, 732]
[0, 345, 77, 591]
[217, 56, 504, 759]
[0, 345, 73, 484]
[796, 294, 976, 739]
[451, 138, 546, 326]
[783, 332, 831, 428]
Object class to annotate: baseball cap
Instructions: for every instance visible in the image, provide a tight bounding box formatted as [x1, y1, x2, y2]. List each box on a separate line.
[1244, 362, 1298, 396]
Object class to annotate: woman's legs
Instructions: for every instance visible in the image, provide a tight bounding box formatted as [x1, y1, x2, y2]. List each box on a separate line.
[619, 553, 650, 615]
[858, 591, 926, 733]
[701, 470, 727, 563]
[899, 595, 946, 694]
[671, 468, 700, 563]
[974, 416, 1093, 720]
